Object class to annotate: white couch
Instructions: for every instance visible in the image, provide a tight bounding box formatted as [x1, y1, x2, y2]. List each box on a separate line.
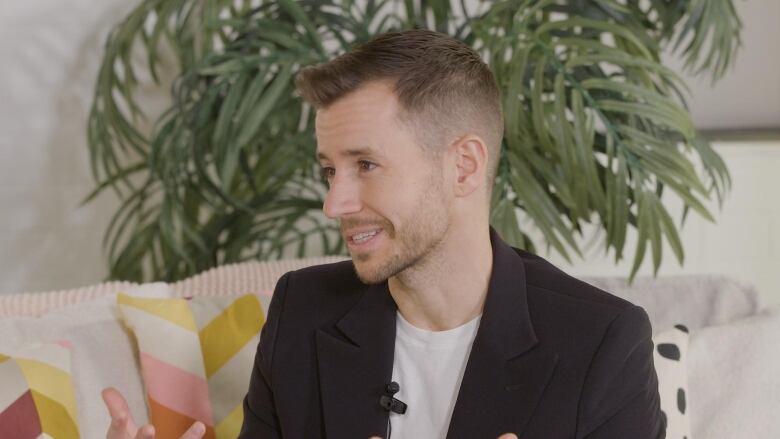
[1, 257, 778, 438]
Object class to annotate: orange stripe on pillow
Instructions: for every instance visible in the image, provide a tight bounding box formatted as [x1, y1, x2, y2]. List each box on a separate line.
[149, 397, 216, 439]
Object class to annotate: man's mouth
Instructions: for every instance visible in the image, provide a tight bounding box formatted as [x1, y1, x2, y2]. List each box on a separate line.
[346, 228, 383, 249]
[352, 229, 380, 242]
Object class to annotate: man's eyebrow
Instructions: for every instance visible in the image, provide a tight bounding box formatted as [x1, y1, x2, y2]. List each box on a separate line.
[316, 147, 380, 161]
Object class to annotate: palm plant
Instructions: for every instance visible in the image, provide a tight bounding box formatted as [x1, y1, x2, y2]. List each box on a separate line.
[85, 0, 741, 283]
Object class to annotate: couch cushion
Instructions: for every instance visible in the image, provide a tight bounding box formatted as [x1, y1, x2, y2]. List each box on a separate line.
[584, 275, 762, 332]
[688, 304, 780, 439]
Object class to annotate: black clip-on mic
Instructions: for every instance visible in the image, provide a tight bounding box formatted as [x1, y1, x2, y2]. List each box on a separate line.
[380, 381, 407, 439]
[380, 381, 407, 414]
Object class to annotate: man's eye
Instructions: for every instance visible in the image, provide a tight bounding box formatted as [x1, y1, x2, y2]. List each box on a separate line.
[319, 167, 334, 181]
[358, 160, 376, 171]
[319, 161, 375, 183]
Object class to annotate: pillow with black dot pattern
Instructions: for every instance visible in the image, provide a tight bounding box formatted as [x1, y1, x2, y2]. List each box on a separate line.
[652, 324, 690, 439]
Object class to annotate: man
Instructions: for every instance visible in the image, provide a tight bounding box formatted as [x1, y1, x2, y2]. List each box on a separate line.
[104, 29, 664, 438]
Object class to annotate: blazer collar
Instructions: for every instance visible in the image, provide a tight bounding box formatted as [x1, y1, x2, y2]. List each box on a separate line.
[316, 280, 397, 438]
[446, 226, 558, 438]
[315, 226, 558, 439]
[474, 225, 538, 358]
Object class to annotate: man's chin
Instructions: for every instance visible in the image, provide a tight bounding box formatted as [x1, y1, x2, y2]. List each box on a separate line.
[351, 261, 390, 285]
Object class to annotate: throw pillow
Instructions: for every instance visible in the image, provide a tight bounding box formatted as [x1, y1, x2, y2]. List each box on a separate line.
[652, 324, 690, 439]
[0, 341, 80, 438]
[117, 293, 265, 439]
[0, 283, 173, 438]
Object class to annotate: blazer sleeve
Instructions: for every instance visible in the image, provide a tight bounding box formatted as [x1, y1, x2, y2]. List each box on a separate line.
[238, 271, 292, 438]
[576, 304, 666, 439]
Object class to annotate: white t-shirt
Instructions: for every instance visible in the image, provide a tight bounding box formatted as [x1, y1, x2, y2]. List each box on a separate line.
[388, 311, 481, 439]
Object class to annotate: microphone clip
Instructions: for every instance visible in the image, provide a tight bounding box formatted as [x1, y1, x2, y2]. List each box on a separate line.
[380, 382, 408, 414]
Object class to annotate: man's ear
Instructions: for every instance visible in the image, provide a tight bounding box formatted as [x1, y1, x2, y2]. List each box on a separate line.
[450, 134, 488, 198]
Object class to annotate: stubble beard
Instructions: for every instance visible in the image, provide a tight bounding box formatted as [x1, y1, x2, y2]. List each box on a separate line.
[351, 174, 449, 285]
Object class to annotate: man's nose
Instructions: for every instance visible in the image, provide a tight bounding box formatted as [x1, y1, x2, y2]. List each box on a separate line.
[322, 176, 362, 219]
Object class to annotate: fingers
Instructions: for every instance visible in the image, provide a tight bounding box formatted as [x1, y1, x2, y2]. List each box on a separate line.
[106, 412, 132, 439]
[102, 387, 131, 419]
[180, 421, 206, 439]
[102, 387, 137, 438]
[102, 389, 205, 439]
[102, 387, 136, 429]
[134, 424, 155, 439]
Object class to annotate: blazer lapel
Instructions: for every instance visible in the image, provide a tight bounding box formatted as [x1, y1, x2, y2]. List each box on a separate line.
[316, 281, 397, 439]
[447, 227, 559, 439]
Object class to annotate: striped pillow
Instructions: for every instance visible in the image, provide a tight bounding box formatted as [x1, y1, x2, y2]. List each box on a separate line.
[117, 293, 266, 439]
[0, 341, 80, 438]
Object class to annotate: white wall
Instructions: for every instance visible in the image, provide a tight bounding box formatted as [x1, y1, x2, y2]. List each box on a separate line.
[0, 0, 778, 306]
[0, 0, 136, 293]
[660, 0, 780, 130]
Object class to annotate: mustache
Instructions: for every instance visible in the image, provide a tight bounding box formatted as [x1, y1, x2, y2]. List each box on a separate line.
[340, 220, 390, 234]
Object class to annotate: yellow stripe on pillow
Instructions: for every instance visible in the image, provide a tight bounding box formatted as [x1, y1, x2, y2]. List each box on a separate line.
[16, 358, 79, 424]
[214, 402, 244, 439]
[199, 295, 264, 378]
[118, 294, 198, 331]
[30, 389, 80, 439]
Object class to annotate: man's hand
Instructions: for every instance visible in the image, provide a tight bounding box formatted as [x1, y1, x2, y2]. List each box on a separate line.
[101, 387, 206, 439]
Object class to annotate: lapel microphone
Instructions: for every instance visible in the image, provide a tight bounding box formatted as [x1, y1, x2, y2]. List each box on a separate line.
[380, 381, 408, 414]
[381, 382, 407, 439]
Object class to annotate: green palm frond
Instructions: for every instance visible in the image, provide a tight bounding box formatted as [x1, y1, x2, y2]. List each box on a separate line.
[86, 0, 740, 283]
[670, 0, 743, 83]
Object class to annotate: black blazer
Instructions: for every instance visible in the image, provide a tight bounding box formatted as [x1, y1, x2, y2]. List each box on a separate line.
[239, 227, 665, 438]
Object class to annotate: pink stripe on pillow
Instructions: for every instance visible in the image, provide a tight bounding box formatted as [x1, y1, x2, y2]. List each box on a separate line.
[139, 353, 214, 425]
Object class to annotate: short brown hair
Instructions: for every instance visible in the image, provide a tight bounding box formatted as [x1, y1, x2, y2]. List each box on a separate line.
[294, 28, 504, 194]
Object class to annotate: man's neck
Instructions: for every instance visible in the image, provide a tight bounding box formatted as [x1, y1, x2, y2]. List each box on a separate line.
[387, 224, 493, 332]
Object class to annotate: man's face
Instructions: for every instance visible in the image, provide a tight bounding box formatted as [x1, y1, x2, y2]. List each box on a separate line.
[315, 80, 452, 284]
